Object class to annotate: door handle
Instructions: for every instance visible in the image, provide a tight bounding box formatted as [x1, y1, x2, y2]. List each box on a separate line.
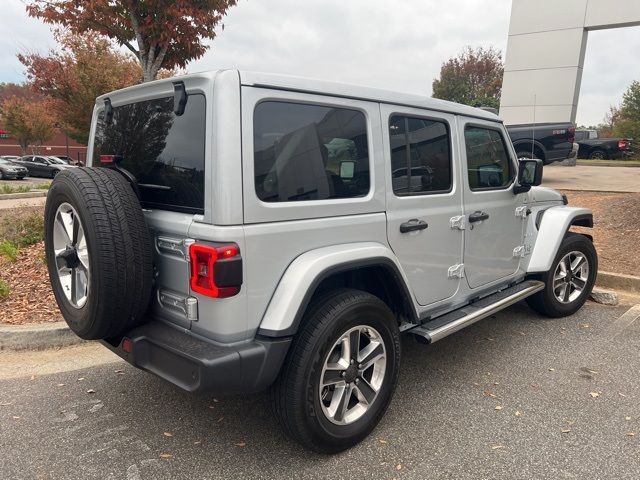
[400, 219, 429, 233]
[468, 211, 490, 223]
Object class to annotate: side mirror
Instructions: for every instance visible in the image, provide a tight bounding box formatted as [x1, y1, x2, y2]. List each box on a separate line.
[514, 158, 543, 194]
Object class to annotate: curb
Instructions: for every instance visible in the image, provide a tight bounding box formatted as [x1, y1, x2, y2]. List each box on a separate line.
[597, 271, 640, 294]
[0, 191, 47, 200]
[0, 321, 84, 351]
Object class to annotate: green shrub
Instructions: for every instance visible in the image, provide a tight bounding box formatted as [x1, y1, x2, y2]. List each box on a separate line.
[0, 208, 45, 247]
[0, 240, 18, 261]
[0, 279, 10, 299]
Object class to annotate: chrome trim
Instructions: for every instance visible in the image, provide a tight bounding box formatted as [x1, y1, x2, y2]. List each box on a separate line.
[159, 289, 199, 321]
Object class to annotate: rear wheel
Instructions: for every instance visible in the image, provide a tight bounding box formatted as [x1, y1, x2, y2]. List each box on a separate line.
[270, 289, 401, 453]
[589, 149, 607, 160]
[527, 233, 597, 317]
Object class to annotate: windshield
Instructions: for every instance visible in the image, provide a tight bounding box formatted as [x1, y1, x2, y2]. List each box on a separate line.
[92, 94, 206, 214]
[0, 159, 14, 165]
[48, 157, 66, 164]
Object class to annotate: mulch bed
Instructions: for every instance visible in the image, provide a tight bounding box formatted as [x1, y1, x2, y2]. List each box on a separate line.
[0, 241, 61, 325]
[563, 190, 640, 276]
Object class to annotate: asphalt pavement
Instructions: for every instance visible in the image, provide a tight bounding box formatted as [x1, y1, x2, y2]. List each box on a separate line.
[1, 301, 640, 480]
[543, 164, 640, 193]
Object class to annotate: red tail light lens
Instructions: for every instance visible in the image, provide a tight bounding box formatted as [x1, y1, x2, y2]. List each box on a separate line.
[618, 140, 628, 150]
[567, 127, 575, 144]
[100, 155, 115, 164]
[189, 243, 242, 298]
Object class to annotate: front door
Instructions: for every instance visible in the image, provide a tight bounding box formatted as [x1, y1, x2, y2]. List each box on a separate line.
[459, 119, 525, 289]
[383, 105, 464, 306]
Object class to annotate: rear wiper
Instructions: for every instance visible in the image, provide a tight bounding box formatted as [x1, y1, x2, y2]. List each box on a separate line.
[138, 183, 172, 191]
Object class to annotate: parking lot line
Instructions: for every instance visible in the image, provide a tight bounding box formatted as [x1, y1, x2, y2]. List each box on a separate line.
[608, 304, 640, 339]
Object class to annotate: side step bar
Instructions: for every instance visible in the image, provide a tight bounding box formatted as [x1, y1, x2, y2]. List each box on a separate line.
[409, 280, 544, 344]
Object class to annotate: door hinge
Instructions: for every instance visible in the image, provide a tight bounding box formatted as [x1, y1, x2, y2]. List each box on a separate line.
[448, 263, 465, 279]
[450, 215, 466, 230]
[515, 206, 530, 219]
[513, 246, 526, 258]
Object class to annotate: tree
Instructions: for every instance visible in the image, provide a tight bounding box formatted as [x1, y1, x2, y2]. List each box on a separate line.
[19, 32, 142, 145]
[432, 46, 504, 110]
[613, 81, 640, 142]
[1, 97, 55, 153]
[26, 0, 238, 82]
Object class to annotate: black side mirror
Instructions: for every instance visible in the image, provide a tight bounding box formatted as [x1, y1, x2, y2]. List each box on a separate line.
[514, 158, 543, 194]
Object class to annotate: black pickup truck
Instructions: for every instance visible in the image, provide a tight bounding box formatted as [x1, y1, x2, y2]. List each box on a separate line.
[506, 123, 577, 165]
[575, 129, 632, 159]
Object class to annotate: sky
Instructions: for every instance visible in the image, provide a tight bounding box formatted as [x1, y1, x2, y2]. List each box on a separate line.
[1, 0, 640, 126]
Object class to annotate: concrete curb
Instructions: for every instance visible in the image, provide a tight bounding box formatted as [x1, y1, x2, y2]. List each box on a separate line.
[0, 191, 47, 200]
[0, 321, 84, 351]
[597, 271, 640, 294]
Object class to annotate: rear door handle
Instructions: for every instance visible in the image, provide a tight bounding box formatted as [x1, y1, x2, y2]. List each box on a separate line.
[400, 219, 429, 233]
[468, 211, 490, 223]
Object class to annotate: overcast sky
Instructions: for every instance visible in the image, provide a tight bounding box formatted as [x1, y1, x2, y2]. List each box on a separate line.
[2, 0, 640, 126]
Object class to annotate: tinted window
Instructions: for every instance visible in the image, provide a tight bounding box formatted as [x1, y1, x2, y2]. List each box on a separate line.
[464, 126, 514, 190]
[389, 115, 452, 195]
[253, 101, 370, 202]
[93, 94, 206, 214]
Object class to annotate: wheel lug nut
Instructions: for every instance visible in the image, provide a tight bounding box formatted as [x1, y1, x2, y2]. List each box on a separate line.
[341, 372, 345, 377]
[350, 359, 354, 364]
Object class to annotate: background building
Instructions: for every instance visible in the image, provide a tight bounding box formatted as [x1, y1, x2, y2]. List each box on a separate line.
[500, 0, 640, 125]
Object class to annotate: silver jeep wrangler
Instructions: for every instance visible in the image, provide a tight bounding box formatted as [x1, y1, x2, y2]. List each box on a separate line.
[44, 70, 596, 453]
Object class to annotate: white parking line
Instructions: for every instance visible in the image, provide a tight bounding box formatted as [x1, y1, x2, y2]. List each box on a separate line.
[608, 305, 640, 339]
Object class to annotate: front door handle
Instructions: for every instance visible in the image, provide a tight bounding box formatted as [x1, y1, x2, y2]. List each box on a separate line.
[400, 219, 429, 233]
[468, 211, 490, 223]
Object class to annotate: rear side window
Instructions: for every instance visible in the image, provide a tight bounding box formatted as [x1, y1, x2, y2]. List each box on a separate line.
[93, 94, 206, 214]
[389, 115, 452, 195]
[253, 101, 370, 202]
[464, 126, 514, 190]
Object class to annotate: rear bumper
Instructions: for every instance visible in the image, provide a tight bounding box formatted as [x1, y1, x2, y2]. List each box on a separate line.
[1, 172, 27, 179]
[101, 321, 291, 394]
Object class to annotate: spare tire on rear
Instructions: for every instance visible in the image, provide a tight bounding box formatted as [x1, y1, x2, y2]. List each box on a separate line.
[44, 167, 153, 340]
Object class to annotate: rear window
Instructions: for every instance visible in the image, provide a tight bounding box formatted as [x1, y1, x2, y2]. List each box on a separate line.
[93, 94, 206, 214]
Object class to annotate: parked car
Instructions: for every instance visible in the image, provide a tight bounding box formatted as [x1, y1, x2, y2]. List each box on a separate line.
[44, 71, 596, 453]
[14, 155, 76, 178]
[0, 157, 28, 180]
[507, 123, 577, 164]
[50, 155, 83, 166]
[0, 155, 21, 162]
[575, 129, 632, 159]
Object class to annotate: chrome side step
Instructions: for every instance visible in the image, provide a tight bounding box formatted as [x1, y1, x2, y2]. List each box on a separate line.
[409, 280, 545, 344]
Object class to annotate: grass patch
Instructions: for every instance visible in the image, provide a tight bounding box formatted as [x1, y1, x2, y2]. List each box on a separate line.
[0, 240, 19, 262]
[0, 182, 50, 195]
[0, 208, 44, 247]
[0, 278, 10, 299]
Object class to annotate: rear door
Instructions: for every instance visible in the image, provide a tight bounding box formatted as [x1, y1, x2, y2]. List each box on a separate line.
[459, 119, 525, 289]
[383, 105, 464, 306]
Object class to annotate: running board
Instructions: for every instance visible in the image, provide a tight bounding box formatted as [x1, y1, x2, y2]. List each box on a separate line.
[409, 280, 544, 344]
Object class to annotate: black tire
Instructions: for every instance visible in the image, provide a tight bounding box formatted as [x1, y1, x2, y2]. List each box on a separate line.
[589, 149, 607, 160]
[527, 233, 597, 318]
[270, 289, 401, 453]
[44, 167, 153, 340]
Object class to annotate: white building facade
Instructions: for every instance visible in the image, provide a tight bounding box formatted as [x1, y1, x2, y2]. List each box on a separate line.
[500, 0, 640, 125]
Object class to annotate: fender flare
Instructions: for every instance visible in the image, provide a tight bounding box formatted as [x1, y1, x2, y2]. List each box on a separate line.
[527, 206, 593, 273]
[257, 242, 417, 337]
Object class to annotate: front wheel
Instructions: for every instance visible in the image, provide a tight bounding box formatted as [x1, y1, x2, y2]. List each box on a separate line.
[527, 233, 597, 317]
[270, 289, 401, 453]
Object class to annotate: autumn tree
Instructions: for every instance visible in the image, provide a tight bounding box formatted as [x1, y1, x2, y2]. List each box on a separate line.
[613, 81, 640, 143]
[432, 46, 504, 110]
[1, 97, 55, 153]
[26, 0, 237, 82]
[19, 32, 142, 144]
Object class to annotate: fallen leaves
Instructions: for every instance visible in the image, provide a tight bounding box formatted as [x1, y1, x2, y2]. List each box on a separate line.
[0, 241, 61, 325]
[627, 432, 636, 437]
[589, 392, 600, 398]
[491, 445, 505, 450]
[234, 442, 246, 447]
[163, 432, 173, 437]
[159, 453, 172, 459]
[494, 405, 503, 411]
[86, 389, 95, 394]
[561, 429, 571, 434]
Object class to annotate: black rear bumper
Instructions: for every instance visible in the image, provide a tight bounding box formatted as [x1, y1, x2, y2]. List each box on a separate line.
[101, 322, 291, 394]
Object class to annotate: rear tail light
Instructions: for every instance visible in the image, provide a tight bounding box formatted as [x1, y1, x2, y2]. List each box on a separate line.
[567, 127, 575, 144]
[189, 243, 242, 298]
[100, 155, 115, 164]
[618, 139, 628, 150]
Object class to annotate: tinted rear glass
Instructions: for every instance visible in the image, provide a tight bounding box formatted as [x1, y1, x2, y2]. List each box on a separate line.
[93, 94, 206, 214]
